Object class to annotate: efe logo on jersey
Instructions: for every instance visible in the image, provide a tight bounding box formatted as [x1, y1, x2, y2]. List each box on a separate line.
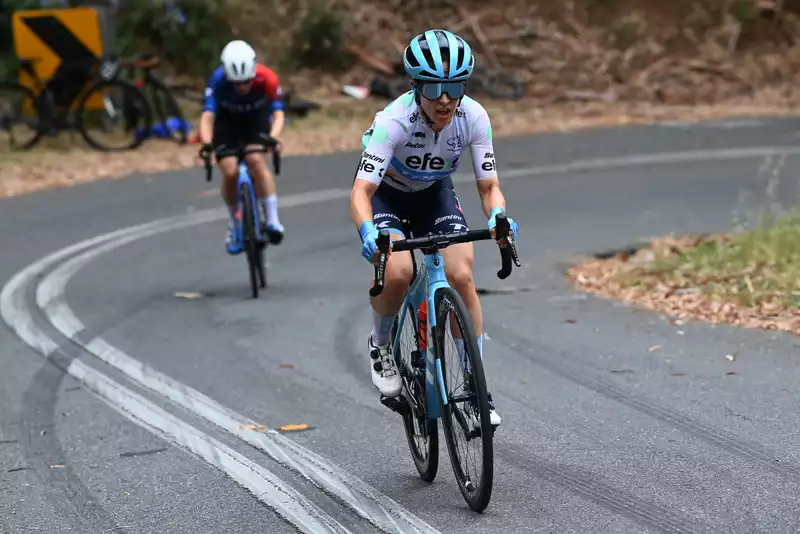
[404, 152, 446, 171]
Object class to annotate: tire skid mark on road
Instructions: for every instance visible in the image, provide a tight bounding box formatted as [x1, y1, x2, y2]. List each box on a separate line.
[498, 444, 720, 534]
[6, 188, 441, 534]
[488, 323, 800, 479]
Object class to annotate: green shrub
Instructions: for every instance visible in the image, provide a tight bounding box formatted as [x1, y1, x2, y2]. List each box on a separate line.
[113, 0, 232, 78]
[288, 0, 350, 71]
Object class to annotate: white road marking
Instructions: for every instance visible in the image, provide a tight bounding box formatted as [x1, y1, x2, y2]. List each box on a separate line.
[5, 145, 799, 532]
[0, 250, 350, 534]
[454, 145, 800, 183]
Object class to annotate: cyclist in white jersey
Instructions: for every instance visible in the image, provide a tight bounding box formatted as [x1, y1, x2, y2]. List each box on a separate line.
[349, 29, 519, 427]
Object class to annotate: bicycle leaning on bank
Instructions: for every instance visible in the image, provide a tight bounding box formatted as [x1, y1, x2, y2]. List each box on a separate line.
[370, 213, 521, 512]
[200, 139, 281, 298]
[0, 55, 151, 151]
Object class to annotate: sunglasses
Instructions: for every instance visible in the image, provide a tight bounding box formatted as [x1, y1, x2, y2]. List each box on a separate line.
[417, 81, 467, 101]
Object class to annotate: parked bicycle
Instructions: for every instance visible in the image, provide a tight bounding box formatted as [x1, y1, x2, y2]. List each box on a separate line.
[200, 139, 282, 298]
[370, 213, 521, 512]
[114, 54, 189, 144]
[0, 55, 151, 151]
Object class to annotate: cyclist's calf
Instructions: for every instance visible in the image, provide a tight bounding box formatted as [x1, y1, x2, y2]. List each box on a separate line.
[217, 156, 240, 207]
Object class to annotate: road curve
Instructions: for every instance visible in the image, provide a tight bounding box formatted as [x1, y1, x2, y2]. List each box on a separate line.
[2, 117, 800, 533]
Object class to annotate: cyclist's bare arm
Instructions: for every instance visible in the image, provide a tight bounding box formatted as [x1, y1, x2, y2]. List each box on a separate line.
[269, 110, 285, 140]
[198, 111, 214, 145]
[350, 178, 378, 229]
[477, 177, 506, 218]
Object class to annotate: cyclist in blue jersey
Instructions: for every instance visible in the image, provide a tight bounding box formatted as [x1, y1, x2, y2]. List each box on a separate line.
[350, 29, 519, 428]
[197, 40, 286, 254]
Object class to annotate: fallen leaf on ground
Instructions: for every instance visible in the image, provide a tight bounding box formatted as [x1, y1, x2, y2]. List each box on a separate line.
[239, 424, 266, 431]
[279, 424, 310, 432]
[174, 292, 204, 299]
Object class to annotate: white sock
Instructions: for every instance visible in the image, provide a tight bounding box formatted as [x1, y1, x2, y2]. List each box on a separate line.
[266, 195, 279, 226]
[370, 309, 396, 346]
[227, 204, 237, 228]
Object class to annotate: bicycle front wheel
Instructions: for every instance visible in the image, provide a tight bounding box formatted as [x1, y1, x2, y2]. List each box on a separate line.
[240, 183, 259, 298]
[434, 286, 494, 512]
[392, 301, 439, 482]
[77, 79, 152, 151]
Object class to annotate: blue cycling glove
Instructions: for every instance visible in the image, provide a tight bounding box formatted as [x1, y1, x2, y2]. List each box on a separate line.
[359, 220, 380, 262]
[488, 207, 518, 239]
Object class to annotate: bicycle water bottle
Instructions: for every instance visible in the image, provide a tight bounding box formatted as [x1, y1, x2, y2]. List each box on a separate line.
[416, 301, 428, 368]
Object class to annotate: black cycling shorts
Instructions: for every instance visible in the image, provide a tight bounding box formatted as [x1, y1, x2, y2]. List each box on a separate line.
[212, 107, 272, 159]
[371, 177, 468, 238]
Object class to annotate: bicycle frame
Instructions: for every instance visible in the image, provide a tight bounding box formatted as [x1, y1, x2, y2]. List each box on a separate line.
[392, 250, 451, 420]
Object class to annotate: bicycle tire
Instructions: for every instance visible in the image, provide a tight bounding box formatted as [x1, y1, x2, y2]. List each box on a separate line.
[76, 79, 152, 151]
[240, 183, 259, 298]
[434, 286, 494, 512]
[255, 207, 267, 289]
[0, 81, 44, 150]
[391, 302, 439, 482]
[150, 78, 187, 144]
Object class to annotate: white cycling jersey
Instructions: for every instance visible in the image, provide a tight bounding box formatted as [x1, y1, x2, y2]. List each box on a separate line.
[354, 91, 498, 192]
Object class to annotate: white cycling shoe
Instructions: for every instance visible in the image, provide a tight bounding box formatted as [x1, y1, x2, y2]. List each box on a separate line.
[467, 394, 502, 430]
[368, 335, 402, 398]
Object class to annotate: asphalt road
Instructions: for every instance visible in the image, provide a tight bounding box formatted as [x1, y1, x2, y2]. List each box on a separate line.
[2, 116, 800, 533]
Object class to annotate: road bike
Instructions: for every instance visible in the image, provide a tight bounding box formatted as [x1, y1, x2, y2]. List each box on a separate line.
[112, 54, 189, 144]
[0, 56, 151, 151]
[370, 214, 520, 512]
[201, 139, 281, 298]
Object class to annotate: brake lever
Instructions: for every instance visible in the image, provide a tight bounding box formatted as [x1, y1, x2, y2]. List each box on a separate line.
[369, 230, 391, 297]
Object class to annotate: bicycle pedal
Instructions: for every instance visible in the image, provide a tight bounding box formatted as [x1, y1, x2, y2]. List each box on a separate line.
[380, 395, 410, 417]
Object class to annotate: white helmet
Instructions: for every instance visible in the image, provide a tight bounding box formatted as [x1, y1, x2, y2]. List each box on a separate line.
[220, 40, 257, 82]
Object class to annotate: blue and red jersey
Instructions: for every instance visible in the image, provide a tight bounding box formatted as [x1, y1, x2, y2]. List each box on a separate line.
[202, 64, 285, 115]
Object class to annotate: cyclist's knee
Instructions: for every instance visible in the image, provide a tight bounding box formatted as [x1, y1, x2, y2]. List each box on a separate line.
[448, 264, 475, 295]
[244, 152, 265, 169]
[218, 157, 237, 179]
[384, 254, 413, 293]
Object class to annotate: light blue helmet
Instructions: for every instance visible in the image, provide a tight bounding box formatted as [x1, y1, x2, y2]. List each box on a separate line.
[403, 29, 474, 82]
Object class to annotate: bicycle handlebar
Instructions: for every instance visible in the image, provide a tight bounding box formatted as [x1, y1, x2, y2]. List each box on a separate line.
[369, 213, 521, 298]
[199, 138, 281, 182]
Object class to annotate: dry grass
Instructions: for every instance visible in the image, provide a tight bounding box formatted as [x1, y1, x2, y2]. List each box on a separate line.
[567, 209, 800, 335]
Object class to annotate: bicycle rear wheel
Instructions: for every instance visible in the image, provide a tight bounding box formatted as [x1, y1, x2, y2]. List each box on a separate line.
[391, 301, 439, 482]
[0, 81, 43, 150]
[76, 79, 151, 151]
[434, 286, 493, 512]
[240, 183, 259, 298]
